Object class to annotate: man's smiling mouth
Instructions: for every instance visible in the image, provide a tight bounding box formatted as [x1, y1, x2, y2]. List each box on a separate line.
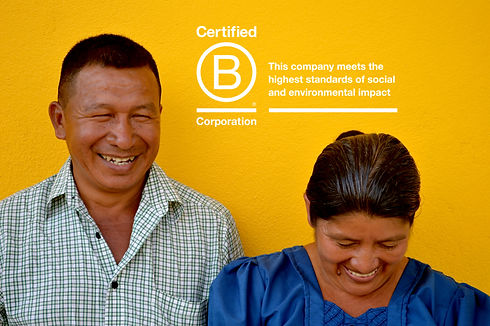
[98, 154, 136, 165]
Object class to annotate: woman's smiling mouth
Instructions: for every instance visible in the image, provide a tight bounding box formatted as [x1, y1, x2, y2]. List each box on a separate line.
[343, 265, 381, 282]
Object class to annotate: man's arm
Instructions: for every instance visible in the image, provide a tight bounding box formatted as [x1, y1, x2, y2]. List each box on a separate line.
[0, 214, 6, 325]
[220, 209, 244, 266]
[0, 303, 6, 325]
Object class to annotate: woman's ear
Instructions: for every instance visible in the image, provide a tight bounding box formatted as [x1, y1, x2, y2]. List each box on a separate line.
[304, 193, 314, 227]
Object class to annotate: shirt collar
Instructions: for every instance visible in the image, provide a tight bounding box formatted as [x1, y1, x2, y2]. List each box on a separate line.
[47, 157, 182, 220]
[48, 157, 79, 206]
[140, 162, 182, 220]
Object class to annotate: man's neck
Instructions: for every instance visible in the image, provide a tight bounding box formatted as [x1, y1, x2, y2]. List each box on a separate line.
[69, 161, 148, 221]
[72, 172, 147, 264]
[81, 188, 142, 219]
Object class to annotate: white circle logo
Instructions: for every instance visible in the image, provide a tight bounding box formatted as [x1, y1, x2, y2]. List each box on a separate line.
[196, 42, 256, 102]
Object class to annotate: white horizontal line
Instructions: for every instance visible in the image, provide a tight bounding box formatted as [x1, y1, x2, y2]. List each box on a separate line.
[269, 108, 398, 113]
[197, 108, 256, 113]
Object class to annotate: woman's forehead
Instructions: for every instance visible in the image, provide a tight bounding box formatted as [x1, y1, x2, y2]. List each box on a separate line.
[319, 212, 411, 239]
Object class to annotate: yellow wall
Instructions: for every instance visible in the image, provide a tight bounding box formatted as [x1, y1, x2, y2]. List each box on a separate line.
[1, 1, 489, 293]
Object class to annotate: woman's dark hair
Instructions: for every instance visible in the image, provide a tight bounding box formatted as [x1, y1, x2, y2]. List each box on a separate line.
[305, 131, 420, 225]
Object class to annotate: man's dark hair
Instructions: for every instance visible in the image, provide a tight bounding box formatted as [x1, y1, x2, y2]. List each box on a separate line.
[306, 131, 421, 225]
[58, 33, 161, 105]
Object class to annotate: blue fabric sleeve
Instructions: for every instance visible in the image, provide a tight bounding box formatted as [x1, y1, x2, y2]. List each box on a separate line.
[443, 284, 490, 325]
[208, 257, 266, 326]
[406, 263, 490, 326]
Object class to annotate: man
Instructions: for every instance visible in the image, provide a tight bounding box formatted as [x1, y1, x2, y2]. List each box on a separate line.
[0, 34, 243, 325]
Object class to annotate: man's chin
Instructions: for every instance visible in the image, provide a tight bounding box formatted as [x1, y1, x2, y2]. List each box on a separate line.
[91, 174, 147, 194]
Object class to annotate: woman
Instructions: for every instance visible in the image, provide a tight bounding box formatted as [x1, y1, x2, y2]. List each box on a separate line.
[208, 131, 490, 325]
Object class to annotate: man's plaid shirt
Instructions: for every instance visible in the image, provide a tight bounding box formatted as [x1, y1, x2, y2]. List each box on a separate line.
[0, 158, 243, 325]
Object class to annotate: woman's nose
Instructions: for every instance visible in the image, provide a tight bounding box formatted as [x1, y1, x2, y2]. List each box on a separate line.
[349, 249, 379, 273]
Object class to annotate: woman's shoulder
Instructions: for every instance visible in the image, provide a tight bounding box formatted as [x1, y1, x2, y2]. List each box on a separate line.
[219, 245, 305, 277]
[408, 258, 488, 298]
[405, 258, 490, 324]
[211, 246, 308, 294]
[209, 246, 310, 325]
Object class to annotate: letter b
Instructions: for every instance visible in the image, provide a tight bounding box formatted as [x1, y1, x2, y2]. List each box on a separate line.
[197, 42, 256, 102]
[214, 55, 241, 90]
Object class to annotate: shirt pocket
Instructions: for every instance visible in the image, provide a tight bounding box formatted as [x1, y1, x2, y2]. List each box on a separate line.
[156, 291, 207, 326]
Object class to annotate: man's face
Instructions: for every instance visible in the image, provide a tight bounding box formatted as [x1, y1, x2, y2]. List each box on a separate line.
[50, 65, 161, 196]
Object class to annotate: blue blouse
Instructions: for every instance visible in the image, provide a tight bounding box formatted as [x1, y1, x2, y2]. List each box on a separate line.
[208, 246, 490, 325]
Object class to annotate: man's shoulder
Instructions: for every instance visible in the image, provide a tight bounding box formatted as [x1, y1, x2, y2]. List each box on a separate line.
[0, 176, 57, 212]
[0, 175, 58, 232]
[150, 164, 231, 218]
[150, 164, 244, 261]
[167, 176, 231, 217]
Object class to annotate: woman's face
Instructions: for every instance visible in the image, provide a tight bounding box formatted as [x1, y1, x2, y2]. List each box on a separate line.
[313, 212, 411, 297]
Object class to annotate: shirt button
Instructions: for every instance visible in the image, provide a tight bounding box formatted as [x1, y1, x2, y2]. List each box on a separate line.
[95, 232, 101, 239]
[111, 281, 118, 289]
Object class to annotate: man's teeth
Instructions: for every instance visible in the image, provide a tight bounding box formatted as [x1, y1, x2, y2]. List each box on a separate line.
[100, 154, 136, 165]
[347, 267, 378, 277]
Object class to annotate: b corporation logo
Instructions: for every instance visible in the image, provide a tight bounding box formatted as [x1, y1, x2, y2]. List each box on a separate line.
[196, 42, 256, 102]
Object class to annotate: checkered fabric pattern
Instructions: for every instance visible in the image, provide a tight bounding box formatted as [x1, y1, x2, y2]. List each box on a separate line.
[0, 158, 243, 325]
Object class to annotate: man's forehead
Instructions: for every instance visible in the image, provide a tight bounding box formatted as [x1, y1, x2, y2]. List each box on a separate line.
[69, 64, 156, 87]
[60, 65, 160, 110]
[75, 64, 156, 80]
[71, 65, 159, 93]
[83, 101, 159, 112]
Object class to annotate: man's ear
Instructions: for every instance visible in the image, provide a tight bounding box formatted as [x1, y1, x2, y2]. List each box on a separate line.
[48, 101, 67, 140]
[304, 193, 314, 228]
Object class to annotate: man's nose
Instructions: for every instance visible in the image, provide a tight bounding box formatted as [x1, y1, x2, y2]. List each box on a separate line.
[107, 117, 135, 150]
